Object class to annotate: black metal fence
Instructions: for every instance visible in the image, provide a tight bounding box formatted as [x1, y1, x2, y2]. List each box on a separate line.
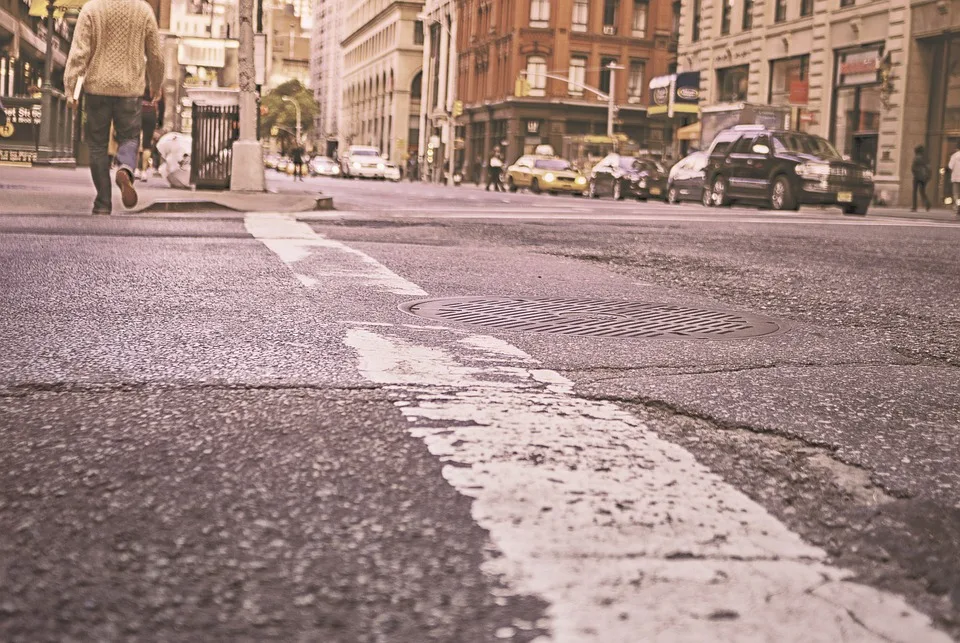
[190, 104, 239, 190]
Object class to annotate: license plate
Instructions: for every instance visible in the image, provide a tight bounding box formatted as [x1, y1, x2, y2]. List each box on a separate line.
[649, 187, 662, 196]
[837, 191, 853, 203]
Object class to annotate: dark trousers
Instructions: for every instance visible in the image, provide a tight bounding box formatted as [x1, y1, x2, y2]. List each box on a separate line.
[294, 161, 304, 180]
[86, 94, 141, 213]
[486, 168, 503, 192]
[913, 179, 931, 211]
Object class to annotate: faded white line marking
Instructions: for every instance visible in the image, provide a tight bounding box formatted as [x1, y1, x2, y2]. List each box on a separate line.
[247, 213, 950, 642]
[244, 213, 427, 296]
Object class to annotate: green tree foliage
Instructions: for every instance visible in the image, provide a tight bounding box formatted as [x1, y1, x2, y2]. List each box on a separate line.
[261, 80, 318, 149]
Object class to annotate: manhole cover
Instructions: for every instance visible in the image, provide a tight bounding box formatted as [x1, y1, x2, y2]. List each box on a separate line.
[400, 297, 782, 340]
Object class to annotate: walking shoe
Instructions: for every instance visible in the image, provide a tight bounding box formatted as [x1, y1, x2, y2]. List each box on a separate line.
[92, 208, 111, 216]
[115, 169, 138, 209]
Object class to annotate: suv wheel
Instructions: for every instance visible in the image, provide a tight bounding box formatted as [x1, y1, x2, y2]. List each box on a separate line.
[507, 177, 518, 193]
[702, 186, 713, 207]
[712, 176, 731, 207]
[531, 179, 541, 194]
[770, 175, 798, 211]
[613, 180, 623, 201]
[667, 185, 679, 204]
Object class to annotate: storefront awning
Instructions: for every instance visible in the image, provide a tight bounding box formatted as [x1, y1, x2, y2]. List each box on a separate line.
[676, 121, 701, 141]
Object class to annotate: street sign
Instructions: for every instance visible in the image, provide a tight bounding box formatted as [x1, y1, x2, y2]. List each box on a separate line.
[28, 0, 89, 18]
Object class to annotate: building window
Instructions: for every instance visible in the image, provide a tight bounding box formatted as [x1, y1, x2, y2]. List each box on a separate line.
[775, 0, 787, 22]
[720, 0, 732, 35]
[717, 64, 749, 102]
[600, 57, 618, 93]
[800, 0, 813, 16]
[569, 56, 587, 96]
[840, 0, 854, 6]
[770, 55, 810, 129]
[672, 1, 681, 40]
[414, 20, 424, 45]
[692, 0, 701, 41]
[632, 0, 648, 37]
[742, 0, 754, 29]
[627, 60, 645, 103]
[831, 46, 883, 171]
[530, 0, 550, 27]
[526, 56, 547, 96]
[603, 0, 619, 34]
[572, 0, 589, 32]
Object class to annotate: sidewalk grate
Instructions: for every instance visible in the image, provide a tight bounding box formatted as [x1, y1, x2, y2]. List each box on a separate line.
[400, 297, 782, 340]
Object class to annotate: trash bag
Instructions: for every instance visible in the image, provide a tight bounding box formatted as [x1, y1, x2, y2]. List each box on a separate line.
[156, 132, 192, 189]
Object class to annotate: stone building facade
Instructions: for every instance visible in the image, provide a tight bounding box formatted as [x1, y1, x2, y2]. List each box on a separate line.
[311, 0, 345, 156]
[418, 0, 457, 181]
[454, 0, 678, 176]
[340, 0, 424, 164]
[677, 0, 911, 204]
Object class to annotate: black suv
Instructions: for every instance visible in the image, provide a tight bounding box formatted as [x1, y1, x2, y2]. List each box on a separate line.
[702, 127, 875, 215]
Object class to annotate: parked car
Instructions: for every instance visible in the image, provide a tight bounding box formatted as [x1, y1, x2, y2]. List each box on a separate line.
[666, 151, 708, 204]
[588, 153, 668, 201]
[504, 155, 587, 195]
[341, 145, 387, 179]
[702, 127, 875, 215]
[383, 161, 402, 182]
[310, 155, 341, 177]
[276, 158, 291, 173]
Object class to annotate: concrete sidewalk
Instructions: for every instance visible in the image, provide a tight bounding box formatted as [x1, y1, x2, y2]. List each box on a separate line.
[0, 166, 332, 215]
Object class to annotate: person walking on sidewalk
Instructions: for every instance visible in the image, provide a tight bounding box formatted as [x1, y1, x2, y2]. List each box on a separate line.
[291, 144, 305, 181]
[64, 0, 164, 214]
[137, 82, 158, 182]
[911, 145, 932, 212]
[486, 149, 504, 192]
[949, 141, 960, 216]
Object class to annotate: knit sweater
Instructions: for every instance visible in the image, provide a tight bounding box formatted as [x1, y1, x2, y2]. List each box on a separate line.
[64, 0, 164, 99]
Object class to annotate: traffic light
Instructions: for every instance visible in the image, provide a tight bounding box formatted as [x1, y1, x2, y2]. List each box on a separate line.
[426, 147, 434, 164]
[452, 100, 463, 117]
[515, 76, 531, 97]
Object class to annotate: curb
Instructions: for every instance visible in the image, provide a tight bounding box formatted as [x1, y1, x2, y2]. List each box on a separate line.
[136, 195, 335, 214]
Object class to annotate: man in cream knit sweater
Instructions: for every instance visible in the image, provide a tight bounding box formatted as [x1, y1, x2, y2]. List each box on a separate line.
[64, 0, 164, 213]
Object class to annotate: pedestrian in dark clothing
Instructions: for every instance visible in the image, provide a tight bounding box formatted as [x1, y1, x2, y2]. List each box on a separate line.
[292, 145, 305, 181]
[407, 156, 419, 182]
[64, 0, 164, 214]
[138, 83, 158, 181]
[473, 155, 482, 185]
[486, 149, 504, 192]
[911, 145, 931, 212]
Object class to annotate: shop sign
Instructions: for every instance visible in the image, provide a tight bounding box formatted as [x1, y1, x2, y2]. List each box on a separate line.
[0, 102, 41, 146]
[838, 47, 882, 86]
[0, 148, 37, 163]
[673, 71, 700, 114]
[648, 74, 672, 116]
[789, 79, 809, 104]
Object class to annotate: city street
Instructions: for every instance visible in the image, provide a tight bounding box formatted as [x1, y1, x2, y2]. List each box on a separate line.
[1, 171, 959, 642]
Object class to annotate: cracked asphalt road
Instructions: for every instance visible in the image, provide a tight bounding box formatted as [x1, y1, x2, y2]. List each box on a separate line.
[1, 173, 959, 640]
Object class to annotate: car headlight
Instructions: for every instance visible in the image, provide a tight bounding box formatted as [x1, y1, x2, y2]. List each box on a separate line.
[638, 178, 648, 189]
[796, 162, 830, 179]
[378, 163, 385, 170]
[543, 173, 555, 182]
[575, 176, 587, 185]
[352, 161, 361, 169]
[861, 169, 873, 181]
[333, 167, 340, 174]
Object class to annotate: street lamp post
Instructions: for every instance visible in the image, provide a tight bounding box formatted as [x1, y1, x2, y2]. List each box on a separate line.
[416, 11, 458, 187]
[281, 96, 302, 144]
[606, 62, 624, 148]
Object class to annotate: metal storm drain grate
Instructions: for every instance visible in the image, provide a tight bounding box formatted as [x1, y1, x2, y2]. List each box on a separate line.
[400, 297, 782, 340]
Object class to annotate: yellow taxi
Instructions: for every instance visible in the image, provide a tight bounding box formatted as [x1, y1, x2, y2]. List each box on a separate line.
[504, 154, 588, 195]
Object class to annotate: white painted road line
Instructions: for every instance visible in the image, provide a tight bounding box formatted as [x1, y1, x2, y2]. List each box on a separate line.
[304, 210, 960, 228]
[246, 213, 951, 642]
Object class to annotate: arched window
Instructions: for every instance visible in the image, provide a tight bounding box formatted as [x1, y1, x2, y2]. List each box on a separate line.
[411, 71, 423, 100]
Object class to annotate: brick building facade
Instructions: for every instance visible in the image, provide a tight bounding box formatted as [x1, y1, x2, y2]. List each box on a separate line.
[454, 0, 678, 176]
